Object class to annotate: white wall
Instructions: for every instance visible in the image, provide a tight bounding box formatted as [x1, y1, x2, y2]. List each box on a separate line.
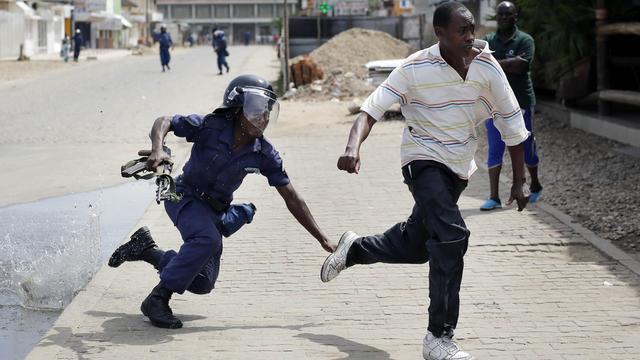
[0, 10, 25, 59]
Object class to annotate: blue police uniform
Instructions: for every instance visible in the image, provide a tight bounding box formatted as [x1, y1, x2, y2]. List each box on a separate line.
[73, 33, 83, 60]
[213, 35, 229, 73]
[158, 32, 172, 66]
[156, 111, 289, 295]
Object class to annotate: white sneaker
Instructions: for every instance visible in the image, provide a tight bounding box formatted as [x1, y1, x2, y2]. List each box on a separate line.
[423, 331, 474, 360]
[320, 231, 359, 282]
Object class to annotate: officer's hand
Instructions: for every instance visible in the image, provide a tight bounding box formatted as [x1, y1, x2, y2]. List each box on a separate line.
[146, 149, 171, 171]
[320, 238, 337, 253]
[506, 180, 530, 211]
[337, 151, 361, 174]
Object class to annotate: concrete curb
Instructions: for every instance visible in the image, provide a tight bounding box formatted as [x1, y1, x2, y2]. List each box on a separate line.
[534, 201, 640, 276]
[481, 163, 640, 276]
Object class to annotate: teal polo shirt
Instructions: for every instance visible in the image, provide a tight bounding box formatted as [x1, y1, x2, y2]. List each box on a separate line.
[484, 27, 536, 108]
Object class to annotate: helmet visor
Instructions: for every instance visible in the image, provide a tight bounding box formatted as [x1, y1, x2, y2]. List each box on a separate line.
[241, 87, 279, 133]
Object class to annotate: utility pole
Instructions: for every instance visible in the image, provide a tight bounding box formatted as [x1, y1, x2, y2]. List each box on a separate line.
[70, 0, 74, 36]
[283, 0, 289, 90]
[145, 0, 150, 45]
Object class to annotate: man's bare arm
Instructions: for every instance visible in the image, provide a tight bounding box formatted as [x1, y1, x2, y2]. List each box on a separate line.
[337, 111, 377, 174]
[506, 143, 530, 211]
[497, 56, 529, 74]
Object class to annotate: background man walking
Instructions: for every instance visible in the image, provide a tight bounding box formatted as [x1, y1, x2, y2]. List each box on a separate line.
[480, 1, 542, 211]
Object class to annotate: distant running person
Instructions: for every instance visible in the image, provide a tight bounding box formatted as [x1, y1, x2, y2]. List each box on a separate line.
[213, 29, 230, 75]
[158, 25, 173, 72]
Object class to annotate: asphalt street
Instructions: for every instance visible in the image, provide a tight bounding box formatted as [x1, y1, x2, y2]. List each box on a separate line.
[0, 45, 280, 206]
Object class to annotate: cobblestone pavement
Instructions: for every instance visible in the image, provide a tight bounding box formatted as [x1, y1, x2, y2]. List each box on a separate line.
[27, 113, 640, 359]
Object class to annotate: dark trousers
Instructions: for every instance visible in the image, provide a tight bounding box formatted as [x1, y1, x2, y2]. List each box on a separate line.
[216, 53, 229, 72]
[346, 160, 469, 337]
[158, 192, 255, 295]
[160, 47, 171, 66]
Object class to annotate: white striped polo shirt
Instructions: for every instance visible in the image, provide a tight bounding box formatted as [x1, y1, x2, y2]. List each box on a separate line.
[361, 40, 530, 179]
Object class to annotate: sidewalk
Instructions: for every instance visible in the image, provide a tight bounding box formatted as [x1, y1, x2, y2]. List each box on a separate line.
[29, 49, 132, 62]
[26, 103, 640, 359]
[0, 48, 132, 87]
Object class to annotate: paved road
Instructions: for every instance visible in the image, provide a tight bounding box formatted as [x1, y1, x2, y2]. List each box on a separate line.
[0, 45, 280, 360]
[25, 96, 640, 359]
[0, 45, 280, 206]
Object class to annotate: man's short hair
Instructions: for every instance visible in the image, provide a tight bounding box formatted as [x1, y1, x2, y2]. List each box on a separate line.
[433, 1, 469, 28]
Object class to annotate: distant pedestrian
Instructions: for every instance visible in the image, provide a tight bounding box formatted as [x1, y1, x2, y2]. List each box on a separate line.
[60, 35, 71, 63]
[213, 29, 229, 75]
[158, 25, 173, 72]
[72, 29, 83, 62]
[243, 30, 251, 46]
[480, 1, 542, 211]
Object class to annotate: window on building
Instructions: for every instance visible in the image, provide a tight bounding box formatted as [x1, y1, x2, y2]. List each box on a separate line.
[214, 4, 230, 18]
[172, 5, 192, 19]
[257, 4, 273, 18]
[275, 4, 296, 16]
[37, 20, 47, 48]
[158, 5, 169, 19]
[234, 4, 255, 18]
[195, 5, 211, 19]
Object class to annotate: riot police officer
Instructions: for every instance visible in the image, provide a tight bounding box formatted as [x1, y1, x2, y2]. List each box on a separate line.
[109, 75, 336, 328]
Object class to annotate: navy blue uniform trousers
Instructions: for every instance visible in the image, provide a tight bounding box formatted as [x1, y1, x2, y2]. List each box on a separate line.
[157, 191, 254, 295]
[160, 47, 171, 66]
[346, 160, 470, 337]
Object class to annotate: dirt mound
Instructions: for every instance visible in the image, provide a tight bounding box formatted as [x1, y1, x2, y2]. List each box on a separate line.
[132, 43, 159, 56]
[287, 28, 412, 101]
[309, 28, 413, 78]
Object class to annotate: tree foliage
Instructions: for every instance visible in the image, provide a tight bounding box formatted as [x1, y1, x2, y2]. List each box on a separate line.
[512, 0, 640, 88]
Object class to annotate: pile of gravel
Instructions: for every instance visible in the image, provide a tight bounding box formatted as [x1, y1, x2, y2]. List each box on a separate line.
[309, 28, 413, 78]
[475, 112, 640, 255]
[286, 28, 412, 101]
[286, 72, 375, 101]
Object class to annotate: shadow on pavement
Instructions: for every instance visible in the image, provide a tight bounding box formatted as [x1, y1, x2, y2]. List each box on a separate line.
[38, 311, 329, 357]
[295, 332, 392, 360]
[37, 311, 392, 359]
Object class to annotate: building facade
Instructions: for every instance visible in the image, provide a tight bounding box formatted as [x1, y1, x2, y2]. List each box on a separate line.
[0, 1, 67, 59]
[156, 0, 297, 44]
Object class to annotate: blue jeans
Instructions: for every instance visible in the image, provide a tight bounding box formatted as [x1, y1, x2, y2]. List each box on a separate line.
[158, 192, 255, 294]
[486, 107, 538, 168]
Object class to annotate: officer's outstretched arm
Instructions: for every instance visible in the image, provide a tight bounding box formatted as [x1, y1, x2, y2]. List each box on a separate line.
[276, 183, 337, 253]
[147, 116, 173, 171]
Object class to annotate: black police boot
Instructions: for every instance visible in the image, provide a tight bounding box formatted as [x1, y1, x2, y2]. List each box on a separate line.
[108, 226, 164, 268]
[140, 283, 183, 329]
